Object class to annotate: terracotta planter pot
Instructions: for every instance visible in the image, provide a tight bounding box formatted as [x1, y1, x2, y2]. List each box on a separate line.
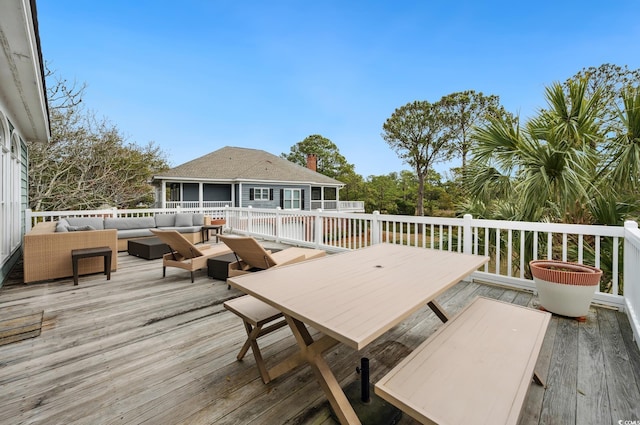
[529, 260, 602, 318]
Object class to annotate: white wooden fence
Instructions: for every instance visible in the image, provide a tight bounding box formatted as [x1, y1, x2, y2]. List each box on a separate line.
[26, 206, 640, 346]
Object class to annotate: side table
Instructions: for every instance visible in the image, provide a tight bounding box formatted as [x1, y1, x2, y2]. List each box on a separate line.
[201, 225, 223, 243]
[71, 246, 112, 286]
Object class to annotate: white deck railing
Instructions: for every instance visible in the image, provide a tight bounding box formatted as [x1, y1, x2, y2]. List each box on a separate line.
[25, 206, 640, 346]
[165, 200, 365, 212]
[165, 201, 230, 209]
[623, 221, 640, 347]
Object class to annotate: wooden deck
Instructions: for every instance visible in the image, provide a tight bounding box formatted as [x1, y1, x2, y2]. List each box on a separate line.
[1, 249, 639, 424]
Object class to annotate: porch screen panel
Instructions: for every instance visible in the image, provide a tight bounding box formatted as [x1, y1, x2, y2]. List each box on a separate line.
[203, 184, 231, 201]
[183, 183, 199, 201]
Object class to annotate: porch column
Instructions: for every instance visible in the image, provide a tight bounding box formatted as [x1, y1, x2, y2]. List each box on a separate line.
[161, 181, 166, 209]
[199, 183, 204, 209]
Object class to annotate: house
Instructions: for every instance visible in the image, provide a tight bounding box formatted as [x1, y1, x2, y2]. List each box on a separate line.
[152, 146, 364, 212]
[0, 0, 50, 284]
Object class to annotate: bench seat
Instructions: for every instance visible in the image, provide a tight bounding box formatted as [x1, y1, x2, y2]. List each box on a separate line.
[375, 297, 551, 425]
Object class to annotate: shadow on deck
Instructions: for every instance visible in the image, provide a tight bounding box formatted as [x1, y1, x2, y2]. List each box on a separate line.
[1, 249, 639, 424]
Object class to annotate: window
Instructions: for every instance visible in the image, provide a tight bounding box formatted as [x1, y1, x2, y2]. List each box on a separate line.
[254, 188, 269, 200]
[249, 188, 273, 201]
[283, 189, 301, 210]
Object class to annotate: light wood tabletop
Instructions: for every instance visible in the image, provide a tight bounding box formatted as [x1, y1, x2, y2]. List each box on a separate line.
[229, 243, 489, 350]
[227, 243, 489, 425]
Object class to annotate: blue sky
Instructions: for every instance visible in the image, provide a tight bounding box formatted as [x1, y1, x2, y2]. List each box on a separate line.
[36, 0, 640, 178]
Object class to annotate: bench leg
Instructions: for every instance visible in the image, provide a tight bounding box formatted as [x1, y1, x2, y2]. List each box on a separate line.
[162, 266, 166, 278]
[237, 319, 289, 384]
[533, 372, 545, 387]
[240, 321, 271, 384]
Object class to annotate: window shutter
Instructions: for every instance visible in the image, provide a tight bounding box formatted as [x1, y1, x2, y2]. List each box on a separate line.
[269, 188, 274, 200]
[249, 188, 254, 200]
[301, 189, 305, 210]
[280, 189, 284, 208]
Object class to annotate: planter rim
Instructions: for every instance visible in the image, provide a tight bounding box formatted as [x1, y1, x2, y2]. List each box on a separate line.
[529, 260, 602, 286]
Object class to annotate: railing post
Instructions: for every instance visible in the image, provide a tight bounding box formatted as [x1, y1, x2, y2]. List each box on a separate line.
[247, 206, 253, 235]
[25, 208, 33, 232]
[275, 207, 282, 243]
[624, 220, 640, 349]
[463, 214, 473, 255]
[314, 209, 323, 248]
[371, 211, 381, 245]
[624, 220, 638, 297]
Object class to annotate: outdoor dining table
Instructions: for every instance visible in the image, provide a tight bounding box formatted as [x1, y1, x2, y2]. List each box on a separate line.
[227, 243, 490, 425]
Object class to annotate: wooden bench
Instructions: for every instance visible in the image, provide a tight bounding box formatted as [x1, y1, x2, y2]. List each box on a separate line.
[71, 246, 113, 286]
[223, 295, 288, 384]
[375, 297, 551, 425]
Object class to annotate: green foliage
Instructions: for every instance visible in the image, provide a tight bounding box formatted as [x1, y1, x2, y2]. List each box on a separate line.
[467, 79, 610, 223]
[281, 134, 354, 180]
[464, 64, 640, 294]
[381, 100, 453, 216]
[439, 90, 511, 170]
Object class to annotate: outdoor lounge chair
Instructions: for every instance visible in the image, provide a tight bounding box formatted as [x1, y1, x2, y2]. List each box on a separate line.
[217, 234, 326, 276]
[149, 229, 231, 282]
[219, 234, 325, 383]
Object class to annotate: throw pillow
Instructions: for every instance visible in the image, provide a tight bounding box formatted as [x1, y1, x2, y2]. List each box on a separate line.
[174, 213, 193, 227]
[55, 219, 70, 232]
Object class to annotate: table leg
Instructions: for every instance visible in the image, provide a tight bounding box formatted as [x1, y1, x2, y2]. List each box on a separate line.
[104, 253, 112, 280]
[72, 257, 79, 286]
[427, 300, 450, 322]
[284, 315, 361, 425]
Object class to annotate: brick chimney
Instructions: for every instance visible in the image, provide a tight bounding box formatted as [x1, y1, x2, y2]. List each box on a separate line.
[306, 154, 317, 172]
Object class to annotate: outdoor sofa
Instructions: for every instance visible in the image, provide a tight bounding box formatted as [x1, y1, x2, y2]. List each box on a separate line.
[52, 213, 209, 251]
[23, 213, 213, 283]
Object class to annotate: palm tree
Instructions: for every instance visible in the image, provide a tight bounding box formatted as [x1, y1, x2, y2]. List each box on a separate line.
[466, 81, 640, 290]
[468, 79, 604, 223]
[601, 87, 640, 192]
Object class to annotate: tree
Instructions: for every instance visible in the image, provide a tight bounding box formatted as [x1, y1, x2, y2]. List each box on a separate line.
[365, 173, 401, 214]
[28, 66, 169, 210]
[469, 79, 602, 222]
[281, 134, 354, 180]
[600, 87, 640, 193]
[338, 169, 365, 202]
[439, 90, 509, 170]
[381, 100, 452, 216]
[567, 64, 640, 133]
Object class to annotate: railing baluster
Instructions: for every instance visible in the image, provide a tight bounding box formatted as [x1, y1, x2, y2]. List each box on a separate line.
[496, 229, 501, 276]
[507, 229, 513, 277]
[520, 230, 525, 279]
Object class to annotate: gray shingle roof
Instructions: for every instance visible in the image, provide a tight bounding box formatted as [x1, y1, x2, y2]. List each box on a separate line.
[154, 146, 343, 186]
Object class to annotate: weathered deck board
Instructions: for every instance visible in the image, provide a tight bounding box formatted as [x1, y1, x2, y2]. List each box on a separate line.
[0, 250, 639, 425]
